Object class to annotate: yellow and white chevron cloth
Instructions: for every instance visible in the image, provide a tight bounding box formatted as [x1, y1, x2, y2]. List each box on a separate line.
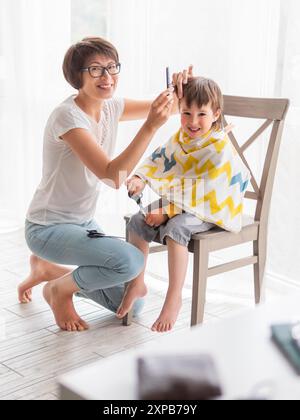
[135, 128, 250, 233]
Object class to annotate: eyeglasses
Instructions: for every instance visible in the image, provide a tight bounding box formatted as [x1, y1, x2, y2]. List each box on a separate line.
[81, 63, 121, 78]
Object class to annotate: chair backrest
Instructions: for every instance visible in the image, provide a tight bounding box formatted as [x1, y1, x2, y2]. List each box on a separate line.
[222, 95, 290, 228]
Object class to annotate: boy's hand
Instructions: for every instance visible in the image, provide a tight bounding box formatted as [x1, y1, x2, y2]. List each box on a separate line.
[126, 176, 146, 197]
[145, 208, 168, 228]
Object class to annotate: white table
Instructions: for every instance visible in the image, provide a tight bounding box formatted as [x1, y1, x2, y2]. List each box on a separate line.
[59, 296, 300, 400]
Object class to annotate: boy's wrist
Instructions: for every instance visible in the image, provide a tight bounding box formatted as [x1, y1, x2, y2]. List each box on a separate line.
[134, 173, 147, 185]
[134, 175, 145, 182]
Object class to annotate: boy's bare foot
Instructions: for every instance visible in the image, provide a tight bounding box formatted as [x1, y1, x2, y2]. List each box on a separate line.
[151, 295, 182, 333]
[116, 281, 147, 319]
[43, 282, 89, 332]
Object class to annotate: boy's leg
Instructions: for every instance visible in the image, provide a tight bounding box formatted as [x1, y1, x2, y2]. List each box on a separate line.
[151, 237, 189, 333]
[116, 230, 149, 318]
[151, 212, 214, 332]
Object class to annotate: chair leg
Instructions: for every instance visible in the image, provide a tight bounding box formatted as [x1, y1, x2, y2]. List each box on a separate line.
[191, 240, 209, 327]
[122, 220, 134, 326]
[253, 236, 267, 305]
[122, 309, 133, 326]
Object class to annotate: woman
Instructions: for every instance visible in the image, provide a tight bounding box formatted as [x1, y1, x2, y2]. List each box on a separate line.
[18, 36, 191, 332]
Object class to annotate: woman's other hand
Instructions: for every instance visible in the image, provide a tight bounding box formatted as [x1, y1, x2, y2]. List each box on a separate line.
[172, 65, 194, 99]
[126, 176, 146, 197]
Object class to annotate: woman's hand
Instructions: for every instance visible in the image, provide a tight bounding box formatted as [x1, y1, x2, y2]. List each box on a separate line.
[126, 176, 146, 197]
[145, 208, 168, 228]
[145, 89, 174, 131]
[172, 65, 194, 99]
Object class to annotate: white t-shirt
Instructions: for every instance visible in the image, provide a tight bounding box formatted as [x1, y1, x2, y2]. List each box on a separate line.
[26, 95, 125, 225]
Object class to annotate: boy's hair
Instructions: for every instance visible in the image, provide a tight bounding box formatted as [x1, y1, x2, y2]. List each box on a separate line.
[180, 77, 224, 129]
[63, 37, 119, 90]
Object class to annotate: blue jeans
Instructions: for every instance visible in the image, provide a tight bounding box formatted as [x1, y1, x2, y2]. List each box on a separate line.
[25, 219, 145, 316]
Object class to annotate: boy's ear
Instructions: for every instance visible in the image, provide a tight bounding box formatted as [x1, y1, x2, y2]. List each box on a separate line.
[214, 109, 221, 122]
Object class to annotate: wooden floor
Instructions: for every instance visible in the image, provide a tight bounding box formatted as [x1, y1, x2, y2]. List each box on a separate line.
[0, 228, 284, 400]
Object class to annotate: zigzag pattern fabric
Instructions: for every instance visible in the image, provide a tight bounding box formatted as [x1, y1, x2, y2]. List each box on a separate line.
[135, 128, 250, 233]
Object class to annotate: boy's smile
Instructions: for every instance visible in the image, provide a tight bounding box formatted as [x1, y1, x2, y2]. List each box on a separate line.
[180, 100, 221, 138]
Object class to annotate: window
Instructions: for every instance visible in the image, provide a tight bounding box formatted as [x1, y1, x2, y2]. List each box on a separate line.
[71, 0, 109, 42]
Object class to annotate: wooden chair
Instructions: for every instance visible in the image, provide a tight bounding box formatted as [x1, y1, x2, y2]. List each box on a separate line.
[123, 95, 290, 327]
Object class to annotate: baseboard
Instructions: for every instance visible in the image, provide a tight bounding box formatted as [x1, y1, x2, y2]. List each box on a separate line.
[147, 272, 299, 296]
[265, 271, 300, 293]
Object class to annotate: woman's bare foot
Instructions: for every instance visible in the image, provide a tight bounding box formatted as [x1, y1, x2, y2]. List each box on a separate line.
[116, 281, 147, 319]
[18, 255, 70, 304]
[43, 281, 89, 332]
[18, 255, 48, 303]
[151, 295, 182, 333]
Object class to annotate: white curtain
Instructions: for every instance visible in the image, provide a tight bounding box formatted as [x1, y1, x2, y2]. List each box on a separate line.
[106, 0, 300, 284]
[268, 0, 300, 286]
[0, 0, 72, 232]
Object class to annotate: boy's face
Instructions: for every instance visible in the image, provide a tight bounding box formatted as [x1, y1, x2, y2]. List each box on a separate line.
[180, 100, 221, 138]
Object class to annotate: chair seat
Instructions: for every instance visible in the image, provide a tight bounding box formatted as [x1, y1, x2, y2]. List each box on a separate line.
[191, 214, 258, 240]
[189, 214, 259, 252]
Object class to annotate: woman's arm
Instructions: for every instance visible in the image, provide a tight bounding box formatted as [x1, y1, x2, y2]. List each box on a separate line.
[120, 99, 152, 121]
[121, 98, 178, 121]
[62, 90, 173, 189]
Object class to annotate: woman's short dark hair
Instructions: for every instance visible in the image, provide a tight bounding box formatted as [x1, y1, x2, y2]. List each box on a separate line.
[63, 37, 119, 89]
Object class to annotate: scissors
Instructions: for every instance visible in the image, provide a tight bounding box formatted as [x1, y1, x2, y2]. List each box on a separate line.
[86, 230, 124, 239]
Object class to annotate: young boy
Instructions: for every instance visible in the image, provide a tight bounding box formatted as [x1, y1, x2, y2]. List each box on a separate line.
[116, 77, 250, 332]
